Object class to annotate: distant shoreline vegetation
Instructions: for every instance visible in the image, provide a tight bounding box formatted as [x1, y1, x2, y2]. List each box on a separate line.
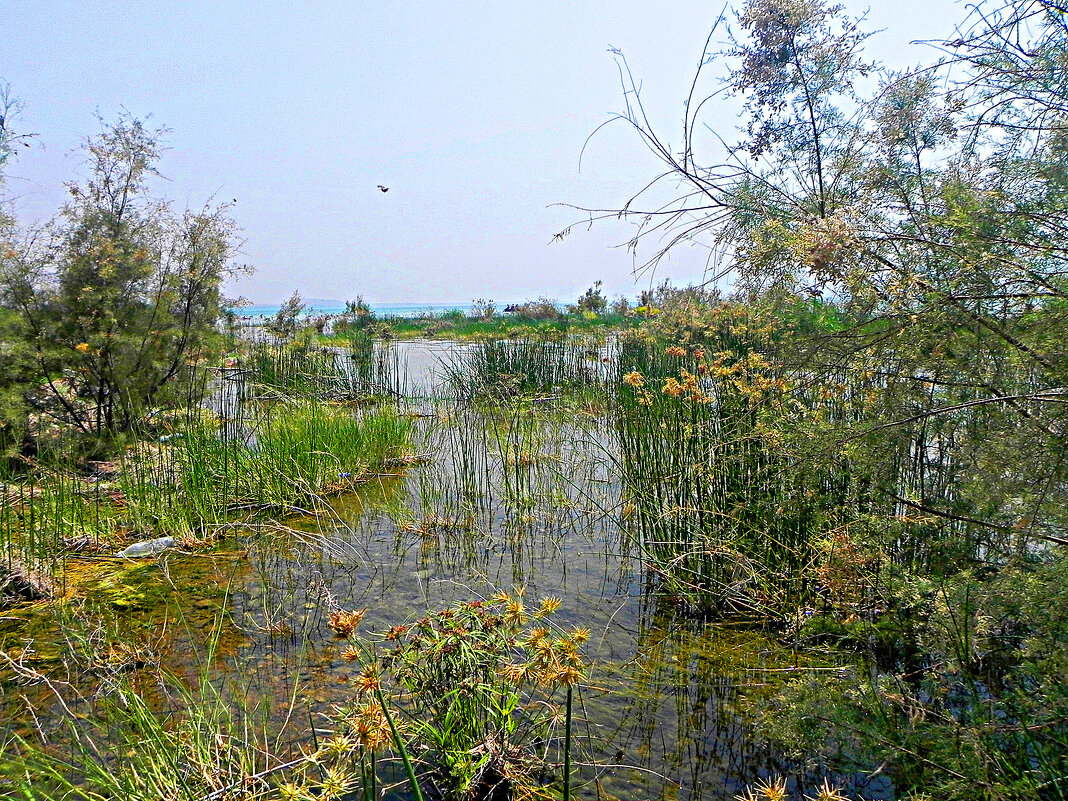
[232, 301, 490, 320]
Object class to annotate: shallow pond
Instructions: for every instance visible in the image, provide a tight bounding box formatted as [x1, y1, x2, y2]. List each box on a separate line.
[0, 342, 891, 800]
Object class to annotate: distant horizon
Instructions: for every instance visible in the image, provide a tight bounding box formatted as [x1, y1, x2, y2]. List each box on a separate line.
[231, 290, 648, 309]
[4, 0, 961, 309]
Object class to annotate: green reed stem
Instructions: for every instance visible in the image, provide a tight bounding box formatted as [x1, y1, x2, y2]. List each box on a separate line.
[564, 683, 573, 801]
[375, 684, 425, 801]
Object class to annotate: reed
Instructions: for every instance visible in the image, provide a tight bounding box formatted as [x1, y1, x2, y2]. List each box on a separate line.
[610, 337, 855, 617]
[443, 337, 608, 402]
[0, 612, 292, 801]
[247, 331, 403, 400]
[0, 400, 412, 581]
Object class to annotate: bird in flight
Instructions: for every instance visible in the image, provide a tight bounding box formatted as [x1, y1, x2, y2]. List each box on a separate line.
[377, 185, 389, 193]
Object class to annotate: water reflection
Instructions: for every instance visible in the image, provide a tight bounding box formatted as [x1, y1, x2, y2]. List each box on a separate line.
[0, 340, 890, 800]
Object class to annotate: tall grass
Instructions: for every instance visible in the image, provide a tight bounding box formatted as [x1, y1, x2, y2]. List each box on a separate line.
[0, 609, 322, 801]
[611, 337, 857, 616]
[443, 337, 608, 401]
[0, 400, 412, 584]
[248, 332, 404, 400]
[141, 399, 413, 530]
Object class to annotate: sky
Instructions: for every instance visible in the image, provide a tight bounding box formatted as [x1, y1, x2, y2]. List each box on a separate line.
[3, 0, 963, 305]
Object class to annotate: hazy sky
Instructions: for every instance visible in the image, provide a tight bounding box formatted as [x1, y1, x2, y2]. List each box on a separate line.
[4, 0, 962, 305]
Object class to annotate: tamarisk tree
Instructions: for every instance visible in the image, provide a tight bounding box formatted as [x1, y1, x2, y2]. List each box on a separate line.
[1, 115, 240, 443]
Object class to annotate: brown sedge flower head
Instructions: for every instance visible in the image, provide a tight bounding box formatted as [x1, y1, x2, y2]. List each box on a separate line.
[328, 608, 367, 638]
[569, 626, 590, 645]
[500, 661, 534, 686]
[524, 627, 551, 647]
[504, 597, 528, 628]
[678, 369, 710, 403]
[808, 778, 849, 801]
[351, 699, 391, 750]
[556, 635, 581, 660]
[384, 624, 409, 641]
[551, 663, 583, 688]
[662, 377, 685, 397]
[534, 636, 556, 659]
[352, 663, 380, 696]
[341, 645, 361, 663]
[321, 765, 357, 799]
[735, 776, 787, 801]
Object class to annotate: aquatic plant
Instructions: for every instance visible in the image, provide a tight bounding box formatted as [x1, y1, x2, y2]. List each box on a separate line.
[611, 336, 836, 616]
[0, 612, 299, 801]
[735, 776, 851, 801]
[0, 399, 412, 591]
[248, 330, 403, 400]
[443, 337, 608, 402]
[326, 591, 588, 801]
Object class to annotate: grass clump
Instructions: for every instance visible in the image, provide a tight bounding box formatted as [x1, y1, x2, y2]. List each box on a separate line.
[0, 401, 412, 581]
[445, 338, 607, 402]
[613, 335, 846, 617]
[0, 616, 293, 801]
[247, 332, 401, 400]
[165, 399, 412, 522]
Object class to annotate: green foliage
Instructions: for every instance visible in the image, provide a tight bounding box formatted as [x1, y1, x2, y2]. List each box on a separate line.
[506, 298, 563, 321]
[269, 290, 306, 339]
[249, 335, 401, 399]
[0, 400, 412, 559]
[594, 0, 1068, 796]
[328, 592, 586, 801]
[568, 280, 607, 316]
[0, 308, 34, 471]
[160, 400, 411, 526]
[0, 615, 284, 801]
[0, 115, 238, 446]
[762, 556, 1068, 800]
[444, 338, 604, 401]
[613, 330, 860, 616]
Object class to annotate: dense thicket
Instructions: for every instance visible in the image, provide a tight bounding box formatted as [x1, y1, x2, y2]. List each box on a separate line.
[594, 1, 1068, 797]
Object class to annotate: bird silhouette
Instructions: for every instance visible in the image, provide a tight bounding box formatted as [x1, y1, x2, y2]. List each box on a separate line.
[377, 185, 389, 193]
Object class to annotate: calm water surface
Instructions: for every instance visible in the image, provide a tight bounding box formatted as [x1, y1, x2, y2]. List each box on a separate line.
[0, 341, 890, 800]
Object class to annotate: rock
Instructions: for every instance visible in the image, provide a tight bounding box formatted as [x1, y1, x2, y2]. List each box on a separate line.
[117, 537, 176, 558]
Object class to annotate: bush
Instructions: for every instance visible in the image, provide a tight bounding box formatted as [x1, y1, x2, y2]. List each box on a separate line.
[325, 591, 587, 801]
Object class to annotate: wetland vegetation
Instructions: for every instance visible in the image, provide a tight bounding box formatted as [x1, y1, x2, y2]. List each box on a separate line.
[3, 0, 1068, 799]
